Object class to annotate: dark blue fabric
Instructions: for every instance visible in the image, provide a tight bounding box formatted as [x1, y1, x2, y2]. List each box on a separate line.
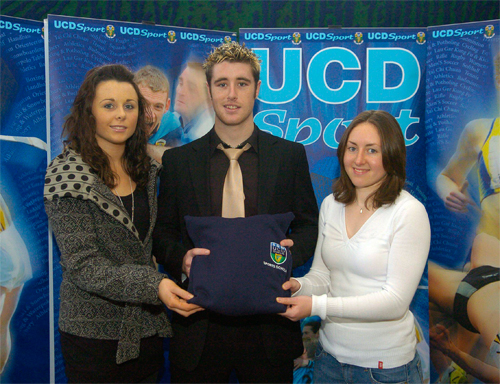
[185, 213, 295, 316]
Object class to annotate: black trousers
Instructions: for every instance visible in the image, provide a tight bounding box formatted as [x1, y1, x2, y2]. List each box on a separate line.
[60, 330, 164, 383]
[170, 314, 293, 383]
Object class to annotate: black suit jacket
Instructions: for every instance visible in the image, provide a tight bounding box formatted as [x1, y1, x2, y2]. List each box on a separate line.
[153, 127, 318, 371]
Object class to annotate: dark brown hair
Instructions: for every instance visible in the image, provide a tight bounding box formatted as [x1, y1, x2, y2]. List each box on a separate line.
[62, 64, 151, 188]
[333, 110, 406, 209]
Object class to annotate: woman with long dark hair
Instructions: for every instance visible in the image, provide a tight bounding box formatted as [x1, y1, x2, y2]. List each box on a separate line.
[44, 64, 201, 383]
[277, 110, 431, 384]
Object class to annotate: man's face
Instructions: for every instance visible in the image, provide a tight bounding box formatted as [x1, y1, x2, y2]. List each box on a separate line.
[137, 84, 170, 136]
[302, 325, 318, 342]
[208, 61, 260, 129]
[174, 66, 208, 124]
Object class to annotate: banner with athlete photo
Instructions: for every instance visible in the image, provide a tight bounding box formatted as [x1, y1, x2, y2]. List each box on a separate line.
[47, 14, 235, 157]
[240, 27, 430, 381]
[0, 15, 49, 383]
[425, 20, 499, 383]
[46, 14, 234, 382]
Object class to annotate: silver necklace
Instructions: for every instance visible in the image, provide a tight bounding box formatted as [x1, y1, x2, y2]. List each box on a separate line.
[115, 176, 134, 223]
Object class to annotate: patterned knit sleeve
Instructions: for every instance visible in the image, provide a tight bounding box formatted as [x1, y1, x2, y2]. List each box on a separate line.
[45, 197, 165, 305]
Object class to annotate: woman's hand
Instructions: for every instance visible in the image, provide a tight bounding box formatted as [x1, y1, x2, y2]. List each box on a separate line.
[276, 295, 312, 322]
[158, 278, 204, 317]
[282, 278, 301, 295]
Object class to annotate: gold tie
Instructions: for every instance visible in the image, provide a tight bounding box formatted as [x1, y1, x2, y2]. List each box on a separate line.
[218, 143, 251, 218]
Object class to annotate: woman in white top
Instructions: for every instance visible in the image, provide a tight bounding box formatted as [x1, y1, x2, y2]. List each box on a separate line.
[277, 110, 431, 384]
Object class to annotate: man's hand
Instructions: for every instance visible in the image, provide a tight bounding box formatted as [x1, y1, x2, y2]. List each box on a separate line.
[280, 238, 294, 248]
[183, 248, 210, 278]
[158, 278, 204, 317]
[276, 295, 312, 322]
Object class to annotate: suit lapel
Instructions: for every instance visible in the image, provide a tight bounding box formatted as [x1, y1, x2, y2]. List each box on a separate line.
[188, 133, 212, 216]
[257, 130, 280, 214]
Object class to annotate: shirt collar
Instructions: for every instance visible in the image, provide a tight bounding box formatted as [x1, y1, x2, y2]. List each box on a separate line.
[210, 125, 259, 156]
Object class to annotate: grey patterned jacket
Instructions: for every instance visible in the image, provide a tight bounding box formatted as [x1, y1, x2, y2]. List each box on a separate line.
[44, 149, 172, 364]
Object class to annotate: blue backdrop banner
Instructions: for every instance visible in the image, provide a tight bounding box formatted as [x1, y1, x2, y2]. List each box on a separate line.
[240, 26, 430, 382]
[0, 15, 49, 383]
[46, 14, 234, 383]
[240, 27, 428, 209]
[425, 20, 499, 384]
[4, 14, 497, 383]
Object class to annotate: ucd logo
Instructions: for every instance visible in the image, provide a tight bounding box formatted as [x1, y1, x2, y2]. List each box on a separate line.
[416, 32, 426, 45]
[168, 30, 177, 43]
[155, 139, 168, 147]
[106, 25, 115, 39]
[224, 36, 232, 43]
[270, 242, 287, 265]
[485, 25, 495, 38]
[292, 32, 301, 45]
[354, 32, 363, 45]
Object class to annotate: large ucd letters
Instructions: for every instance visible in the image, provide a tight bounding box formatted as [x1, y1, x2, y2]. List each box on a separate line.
[257, 47, 420, 104]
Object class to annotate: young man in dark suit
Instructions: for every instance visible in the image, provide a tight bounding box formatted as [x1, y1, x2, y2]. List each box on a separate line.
[153, 41, 318, 383]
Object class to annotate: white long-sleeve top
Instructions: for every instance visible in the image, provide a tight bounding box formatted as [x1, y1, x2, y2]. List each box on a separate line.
[295, 190, 430, 369]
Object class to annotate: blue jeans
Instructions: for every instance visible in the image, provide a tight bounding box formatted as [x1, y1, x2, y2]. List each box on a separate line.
[313, 344, 423, 384]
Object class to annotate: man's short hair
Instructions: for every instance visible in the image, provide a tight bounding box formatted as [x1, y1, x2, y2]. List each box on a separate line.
[203, 41, 261, 85]
[134, 65, 170, 95]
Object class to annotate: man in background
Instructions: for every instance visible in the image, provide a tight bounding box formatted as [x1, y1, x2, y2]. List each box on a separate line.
[134, 65, 175, 162]
[155, 62, 214, 147]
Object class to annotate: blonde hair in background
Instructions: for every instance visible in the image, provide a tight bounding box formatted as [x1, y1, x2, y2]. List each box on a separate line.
[134, 65, 170, 95]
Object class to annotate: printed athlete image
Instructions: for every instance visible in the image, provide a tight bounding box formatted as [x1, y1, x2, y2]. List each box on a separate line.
[153, 42, 318, 383]
[277, 110, 431, 384]
[151, 61, 214, 148]
[0, 193, 32, 374]
[133, 65, 175, 163]
[430, 51, 500, 384]
[293, 317, 320, 384]
[134, 65, 171, 138]
[435, 53, 500, 241]
[44, 64, 201, 383]
[429, 233, 499, 383]
[0, 134, 47, 375]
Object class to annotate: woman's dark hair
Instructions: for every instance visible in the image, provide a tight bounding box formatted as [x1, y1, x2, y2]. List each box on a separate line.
[333, 110, 406, 209]
[62, 64, 151, 188]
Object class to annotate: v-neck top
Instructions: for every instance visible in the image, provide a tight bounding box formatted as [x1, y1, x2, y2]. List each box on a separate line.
[295, 190, 430, 369]
[342, 203, 382, 241]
